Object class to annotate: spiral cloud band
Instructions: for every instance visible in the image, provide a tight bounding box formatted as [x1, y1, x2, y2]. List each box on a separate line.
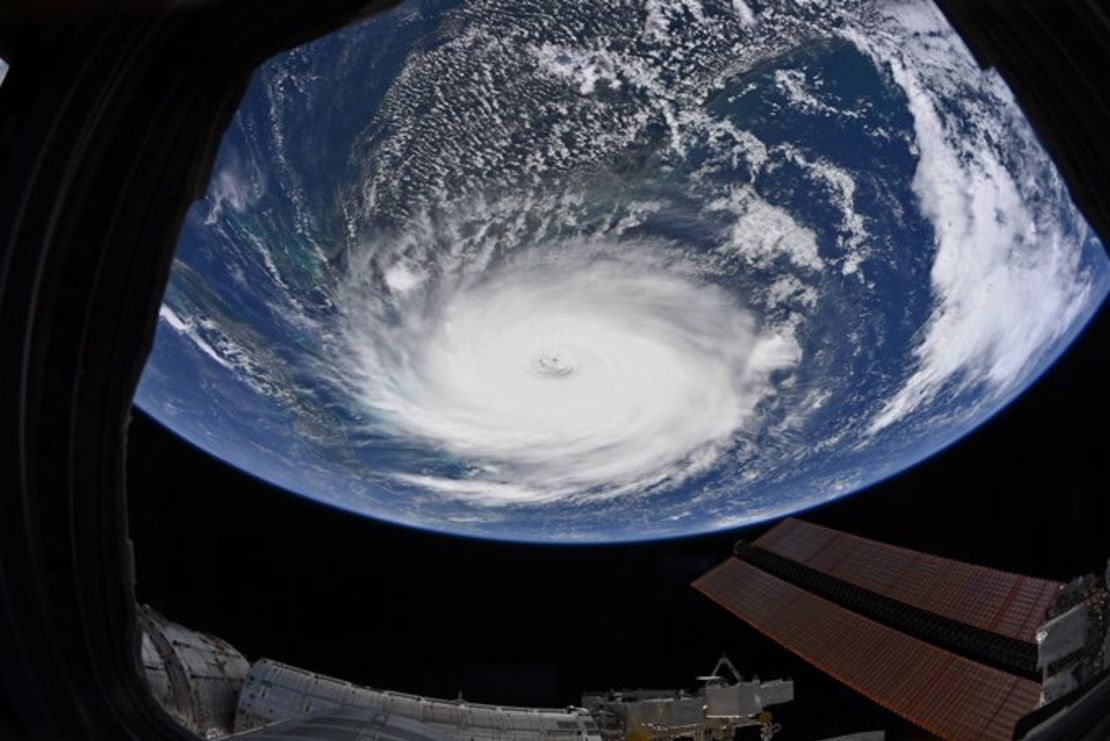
[336, 243, 801, 505]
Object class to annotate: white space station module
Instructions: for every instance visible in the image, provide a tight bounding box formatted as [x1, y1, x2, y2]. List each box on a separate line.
[138, 606, 795, 741]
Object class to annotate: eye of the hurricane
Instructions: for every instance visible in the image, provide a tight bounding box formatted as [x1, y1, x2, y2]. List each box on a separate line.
[531, 350, 574, 378]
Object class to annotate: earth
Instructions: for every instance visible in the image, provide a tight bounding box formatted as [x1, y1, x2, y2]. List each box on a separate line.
[135, 0, 1109, 543]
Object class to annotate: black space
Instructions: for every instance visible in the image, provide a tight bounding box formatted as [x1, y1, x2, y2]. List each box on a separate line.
[127, 298, 1108, 741]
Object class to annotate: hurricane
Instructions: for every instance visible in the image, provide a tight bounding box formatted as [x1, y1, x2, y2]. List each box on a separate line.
[333, 236, 800, 505]
[136, 0, 1110, 542]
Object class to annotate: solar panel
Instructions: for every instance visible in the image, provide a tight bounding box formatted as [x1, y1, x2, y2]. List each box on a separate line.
[694, 558, 1041, 741]
[753, 519, 1061, 643]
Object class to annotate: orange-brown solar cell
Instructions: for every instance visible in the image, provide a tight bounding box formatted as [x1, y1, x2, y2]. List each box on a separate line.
[694, 558, 1041, 741]
[753, 519, 1061, 643]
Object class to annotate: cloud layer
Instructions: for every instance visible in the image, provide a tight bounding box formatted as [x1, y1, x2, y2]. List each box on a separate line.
[334, 240, 800, 505]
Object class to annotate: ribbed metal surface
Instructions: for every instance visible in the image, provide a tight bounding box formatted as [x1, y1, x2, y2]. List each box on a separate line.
[236, 659, 601, 741]
[230, 708, 456, 741]
[138, 605, 250, 737]
[754, 519, 1062, 642]
[694, 558, 1041, 741]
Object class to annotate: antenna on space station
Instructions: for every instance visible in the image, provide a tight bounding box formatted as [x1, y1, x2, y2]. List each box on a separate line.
[697, 654, 745, 687]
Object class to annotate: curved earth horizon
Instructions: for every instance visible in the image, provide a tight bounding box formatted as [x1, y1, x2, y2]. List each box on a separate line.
[136, 0, 1110, 543]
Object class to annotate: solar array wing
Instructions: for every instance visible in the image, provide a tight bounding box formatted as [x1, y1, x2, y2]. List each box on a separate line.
[753, 518, 1061, 643]
[694, 558, 1041, 741]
